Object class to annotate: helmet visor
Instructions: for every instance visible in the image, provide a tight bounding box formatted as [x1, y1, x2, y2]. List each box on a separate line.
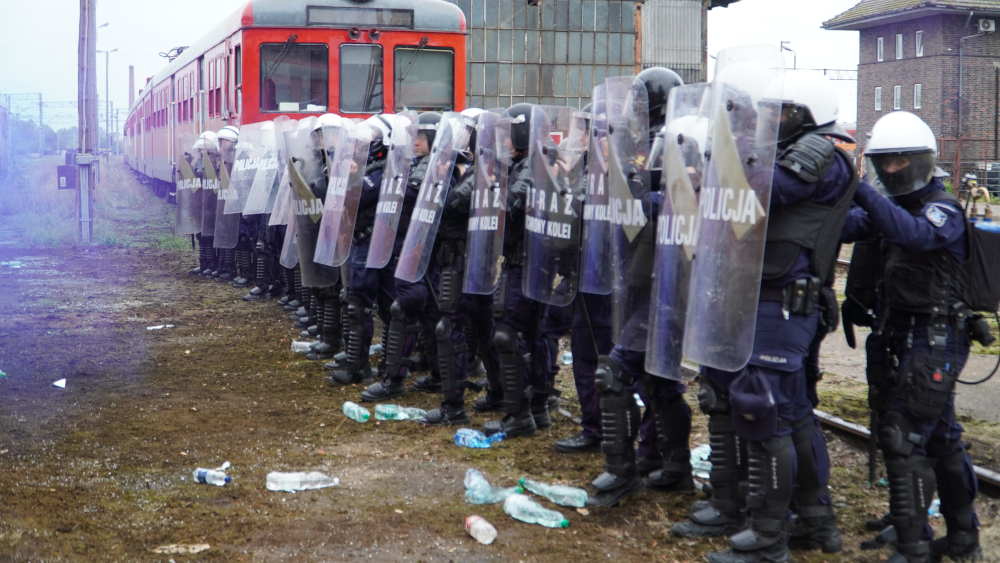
[868, 151, 936, 196]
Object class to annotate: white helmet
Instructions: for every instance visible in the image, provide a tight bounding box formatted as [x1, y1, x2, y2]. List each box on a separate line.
[866, 111, 937, 196]
[216, 125, 239, 143]
[313, 113, 343, 131]
[363, 114, 393, 139]
[763, 73, 839, 141]
[193, 131, 218, 152]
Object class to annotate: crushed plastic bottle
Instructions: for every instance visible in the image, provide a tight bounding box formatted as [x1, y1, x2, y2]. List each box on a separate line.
[464, 468, 518, 504]
[342, 401, 370, 423]
[375, 404, 428, 421]
[691, 444, 713, 479]
[369, 343, 384, 356]
[266, 471, 339, 492]
[562, 351, 573, 365]
[517, 478, 588, 508]
[503, 493, 569, 528]
[291, 340, 313, 353]
[455, 428, 505, 448]
[192, 468, 231, 486]
[465, 515, 498, 545]
[928, 497, 941, 517]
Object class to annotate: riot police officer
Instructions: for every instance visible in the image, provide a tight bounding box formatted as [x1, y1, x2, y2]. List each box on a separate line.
[840, 111, 982, 563]
[676, 71, 855, 563]
[585, 68, 694, 507]
[481, 102, 551, 438]
[328, 115, 394, 384]
[359, 112, 449, 400]
[214, 125, 241, 282]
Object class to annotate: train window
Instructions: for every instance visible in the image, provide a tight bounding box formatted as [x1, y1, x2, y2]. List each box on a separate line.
[394, 46, 454, 111]
[235, 46, 242, 85]
[340, 44, 383, 114]
[259, 43, 328, 112]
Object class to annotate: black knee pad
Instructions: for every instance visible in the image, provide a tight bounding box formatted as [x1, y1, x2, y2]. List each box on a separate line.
[595, 356, 625, 394]
[697, 376, 729, 415]
[390, 300, 405, 321]
[493, 324, 518, 354]
[879, 411, 923, 457]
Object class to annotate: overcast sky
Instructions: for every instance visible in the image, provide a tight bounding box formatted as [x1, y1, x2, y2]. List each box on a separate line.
[0, 0, 863, 132]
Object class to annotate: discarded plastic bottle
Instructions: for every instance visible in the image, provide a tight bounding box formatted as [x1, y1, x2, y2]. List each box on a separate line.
[343, 401, 370, 423]
[503, 493, 569, 528]
[266, 471, 339, 492]
[375, 404, 428, 421]
[518, 478, 588, 508]
[455, 428, 505, 448]
[562, 351, 573, 365]
[464, 468, 518, 504]
[465, 515, 498, 545]
[192, 468, 231, 486]
[929, 498, 941, 517]
[291, 340, 313, 353]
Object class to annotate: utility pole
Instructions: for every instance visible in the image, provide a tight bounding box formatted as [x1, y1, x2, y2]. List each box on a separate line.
[78, 0, 98, 243]
[97, 48, 117, 159]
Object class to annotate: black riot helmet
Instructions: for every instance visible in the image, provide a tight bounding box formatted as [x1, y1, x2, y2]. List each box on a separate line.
[508, 103, 533, 153]
[417, 111, 442, 147]
[636, 67, 684, 128]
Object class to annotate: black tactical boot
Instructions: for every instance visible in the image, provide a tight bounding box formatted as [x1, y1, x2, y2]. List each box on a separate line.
[360, 377, 406, 402]
[412, 374, 442, 393]
[788, 507, 843, 553]
[554, 432, 601, 453]
[420, 403, 471, 426]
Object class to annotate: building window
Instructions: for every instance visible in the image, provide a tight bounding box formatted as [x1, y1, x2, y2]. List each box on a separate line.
[877, 37, 884, 62]
[875, 87, 882, 110]
[916, 31, 923, 57]
[894, 85, 901, 109]
[914, 84, 922, 109]
[896, 34, 903, 59]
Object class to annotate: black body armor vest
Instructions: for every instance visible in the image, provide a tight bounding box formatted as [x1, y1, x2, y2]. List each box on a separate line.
[882, 191, 965, 316]
[762, 147, 858, 283]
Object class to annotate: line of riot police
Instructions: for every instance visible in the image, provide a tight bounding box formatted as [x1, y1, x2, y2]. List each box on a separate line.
[169, 42, 984, 563]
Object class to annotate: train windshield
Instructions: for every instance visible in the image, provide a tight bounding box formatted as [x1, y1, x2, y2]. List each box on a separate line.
[260, 43, 329, 112]
[340, 44, 384, 114]
[394, 46, 453, 111]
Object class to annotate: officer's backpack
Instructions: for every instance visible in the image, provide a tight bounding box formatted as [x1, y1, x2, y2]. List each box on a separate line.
[924, 192, 1000, 313]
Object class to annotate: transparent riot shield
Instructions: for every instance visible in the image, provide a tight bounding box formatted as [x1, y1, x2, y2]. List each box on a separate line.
[682, 45, 785, 371]
[224, 123, 263, 215]
[605, 75, 652, 351]
[522, 105, 587, 306]
[174, 133, 203, 236]
[463, 109, 511, 295]
[213, 140, 240, 249]
[279, 210, 300, 269]
[268, 118, 304, 227]
[366, 111, 418, 269]
[395, 112, 470, 283]
[199, 143, 221, 237]
[287, 116, 340, 288]
[315, 122, 373, 267]
[580, 84, 613, 296]
[243, 117, 292, 215]
[645, 83, 709, 381]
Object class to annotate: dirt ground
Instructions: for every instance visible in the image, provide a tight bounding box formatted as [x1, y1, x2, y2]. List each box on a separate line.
[1, 159, 999, 562]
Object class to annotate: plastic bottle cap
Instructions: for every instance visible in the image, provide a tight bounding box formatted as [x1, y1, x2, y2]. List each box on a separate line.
[224, 476, 232, 483]
[560, 519, 570, 528]
[518, 478, 525, 486]
[516, 486, 524, 494]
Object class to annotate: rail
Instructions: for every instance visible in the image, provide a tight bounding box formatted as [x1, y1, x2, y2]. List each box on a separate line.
[814, 409, 1000, 490]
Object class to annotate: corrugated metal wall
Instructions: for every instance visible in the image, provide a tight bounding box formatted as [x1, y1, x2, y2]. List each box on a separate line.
[641, 0, 704, 84]
[446, 0, 642, 109]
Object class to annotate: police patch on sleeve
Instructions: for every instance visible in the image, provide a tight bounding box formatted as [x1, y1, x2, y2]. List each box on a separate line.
[925, 204, 949, 227]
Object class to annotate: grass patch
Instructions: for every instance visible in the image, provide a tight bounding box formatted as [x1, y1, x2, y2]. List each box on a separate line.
[0, 156, 177, 248]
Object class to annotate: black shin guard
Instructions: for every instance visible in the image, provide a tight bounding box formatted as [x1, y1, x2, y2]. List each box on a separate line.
[885, 455, 936, 561]
[384, 301, 414, 380]
[931, 446, 980, 561]
[789, 416, 842, 553]
[436, 316, 468, 406]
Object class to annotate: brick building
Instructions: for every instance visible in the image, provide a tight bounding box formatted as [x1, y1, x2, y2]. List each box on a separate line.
[824, 0, 1000, 178]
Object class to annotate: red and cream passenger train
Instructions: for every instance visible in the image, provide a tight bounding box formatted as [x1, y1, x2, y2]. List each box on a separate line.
[124, 0, 467, 190]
